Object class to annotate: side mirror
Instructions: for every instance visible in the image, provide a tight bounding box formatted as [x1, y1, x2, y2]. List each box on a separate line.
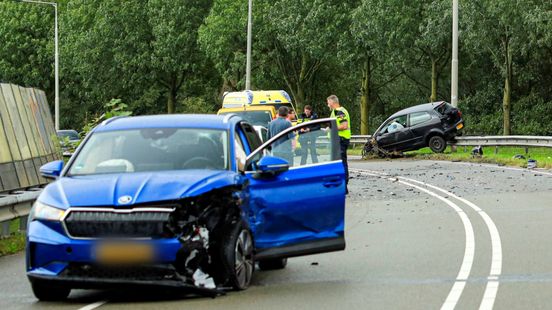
[256, 156, 289, 177]
[40, 160, 64, 179]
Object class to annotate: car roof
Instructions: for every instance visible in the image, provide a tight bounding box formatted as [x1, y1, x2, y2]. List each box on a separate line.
[387, 101, 446, 119]
[94, 114, 242, 132]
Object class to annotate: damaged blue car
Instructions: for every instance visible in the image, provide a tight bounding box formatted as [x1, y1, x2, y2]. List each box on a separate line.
[26, 114, 346, 300]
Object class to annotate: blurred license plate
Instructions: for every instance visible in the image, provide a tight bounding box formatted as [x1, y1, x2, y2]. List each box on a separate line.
[456, 123, 464, 130]
[95, 242, 153, 264]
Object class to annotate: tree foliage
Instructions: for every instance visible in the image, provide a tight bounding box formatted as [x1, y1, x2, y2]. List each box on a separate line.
[0, 0, 551, 136]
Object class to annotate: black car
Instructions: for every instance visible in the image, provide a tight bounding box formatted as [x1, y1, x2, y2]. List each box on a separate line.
[364, 101, 463, 155]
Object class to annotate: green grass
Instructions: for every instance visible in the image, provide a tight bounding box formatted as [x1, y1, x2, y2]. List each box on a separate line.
[349, 145, 552, 169]
[0, 219, 26, 257]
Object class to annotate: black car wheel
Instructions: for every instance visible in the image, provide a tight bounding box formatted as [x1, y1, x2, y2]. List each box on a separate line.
[361, 142, 373, 158]
[31, 281, 70, 301]
[221, 221, 255, 290]
[258, 258, 288, 270]
[429, 135, 446, 153]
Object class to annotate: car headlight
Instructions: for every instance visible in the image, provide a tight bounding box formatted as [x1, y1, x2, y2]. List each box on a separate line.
[30, 201, 66, 221]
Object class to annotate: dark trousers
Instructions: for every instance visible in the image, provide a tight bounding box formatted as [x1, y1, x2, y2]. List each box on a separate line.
[340, 137, 350, 186]
[299, 137, 318, 165]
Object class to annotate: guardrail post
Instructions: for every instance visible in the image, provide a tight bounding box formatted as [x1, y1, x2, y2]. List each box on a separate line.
[525, 147, 529, 154]
[451, 145, 457, 153]
[495, 146, 499, 154]
[1, 220, 10, 237]
[19, 216, 28, 231]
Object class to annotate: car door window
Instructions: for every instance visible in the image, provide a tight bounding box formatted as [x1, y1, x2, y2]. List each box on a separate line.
[234, 133, 247, 171]
[380, 115, 408, 134]
[239, 122, 263, 151]
[409, 112, 432, 127]
[246, 119, 340, 169]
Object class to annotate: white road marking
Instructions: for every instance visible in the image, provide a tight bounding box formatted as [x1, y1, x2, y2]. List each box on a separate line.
[78, 300, 108, 310]
[356, 168, 503, 310]
[438, 160, 552, 177]
[357, 171, 475, 310]
[398, 176, 502, 310]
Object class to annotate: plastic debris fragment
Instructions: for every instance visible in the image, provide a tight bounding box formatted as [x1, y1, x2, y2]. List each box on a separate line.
[193, 269, 216, 289]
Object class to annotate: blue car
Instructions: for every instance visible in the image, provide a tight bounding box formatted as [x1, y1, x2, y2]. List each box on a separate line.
[26, 114, 346, 300]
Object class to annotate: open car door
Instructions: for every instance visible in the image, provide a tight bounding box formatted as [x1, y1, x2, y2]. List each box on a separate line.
[244, 118, 346, 260]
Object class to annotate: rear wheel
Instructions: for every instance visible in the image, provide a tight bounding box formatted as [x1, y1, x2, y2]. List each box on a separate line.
[31, 281, 70, 301]
[221, 221, 255, 290]
[428, 135, 446, 153]
[258, 258, 288, 270]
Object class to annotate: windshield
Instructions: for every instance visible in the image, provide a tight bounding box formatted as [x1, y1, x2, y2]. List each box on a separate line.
[68, 128, 228, 175]
[58, 130, 79, 140]
[219, 111, 273, 126]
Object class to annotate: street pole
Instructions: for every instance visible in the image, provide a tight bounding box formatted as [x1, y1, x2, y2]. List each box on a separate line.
[451, 0, 458, 107]
[21, 0, 59, 130]
[245, 0, 252, 90]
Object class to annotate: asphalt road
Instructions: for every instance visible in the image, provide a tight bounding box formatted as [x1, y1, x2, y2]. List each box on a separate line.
[1, 159, 551, 309]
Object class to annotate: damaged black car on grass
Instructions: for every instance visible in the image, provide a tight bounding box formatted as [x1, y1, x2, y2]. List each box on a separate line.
[363, 101, 464, 157]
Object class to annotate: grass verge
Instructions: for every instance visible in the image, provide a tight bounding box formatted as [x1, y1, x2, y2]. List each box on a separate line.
[349, 145, 552, 169]
[0, 219, 26, 257]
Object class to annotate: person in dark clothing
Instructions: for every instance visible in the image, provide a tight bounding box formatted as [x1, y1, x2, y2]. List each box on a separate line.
[327, 95, 351, 194]
[268, 106, 294, 165]
[297, 105, 319, 165]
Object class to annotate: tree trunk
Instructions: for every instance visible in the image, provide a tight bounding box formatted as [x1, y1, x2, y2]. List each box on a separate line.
[502, 42, 512, 135]
[430, 59, 437, 102]
[295, 85, 305, 111]
[360, 58, 371, 135]
[167, 89, 176, 114]
[502, 72, 511, 136]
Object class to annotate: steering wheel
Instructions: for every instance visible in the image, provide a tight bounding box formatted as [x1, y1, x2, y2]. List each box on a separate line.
[182, 157, 217, 169]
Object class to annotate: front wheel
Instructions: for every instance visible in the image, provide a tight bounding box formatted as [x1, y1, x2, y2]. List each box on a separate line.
[428, 135, 446, 153]
[221, 221, 255, 290]
[31, 281, 70, 301]
[361, 142, 373, 158]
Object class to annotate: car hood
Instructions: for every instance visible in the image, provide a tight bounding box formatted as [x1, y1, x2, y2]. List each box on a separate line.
[39, 170, 242, 209]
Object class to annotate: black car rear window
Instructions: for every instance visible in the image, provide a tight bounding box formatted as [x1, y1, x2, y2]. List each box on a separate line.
[435, 103, 454, 115]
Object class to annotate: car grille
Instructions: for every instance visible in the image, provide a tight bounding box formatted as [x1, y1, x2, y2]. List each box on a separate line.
[63, 263, 178, 281]
[63, 208, 173, 238]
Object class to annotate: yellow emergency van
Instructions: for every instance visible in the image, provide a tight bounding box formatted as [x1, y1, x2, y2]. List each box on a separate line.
[217, 105, 277, 127]
[221, 90, 296, 114]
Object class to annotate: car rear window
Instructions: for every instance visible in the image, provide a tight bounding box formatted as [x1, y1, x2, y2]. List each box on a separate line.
[435, 102, 455, 115]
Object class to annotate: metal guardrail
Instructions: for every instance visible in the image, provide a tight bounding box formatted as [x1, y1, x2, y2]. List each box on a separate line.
[349, 135, 552, 148]
[453, 136, 552, 148]
[1, 134, 549, 237]
[0, 188, 41, 236]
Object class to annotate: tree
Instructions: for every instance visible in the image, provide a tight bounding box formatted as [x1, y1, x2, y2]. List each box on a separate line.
[63, 0, 213, 117]
[259, 0, 350, 109]
[347, 0, 415, 134]
[198, 0, 248, 94]
[148, 0, 213, 113]
[413, 1, 451, 102]
[0, 1, 55, 98]
[463, 0, 534, 135]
